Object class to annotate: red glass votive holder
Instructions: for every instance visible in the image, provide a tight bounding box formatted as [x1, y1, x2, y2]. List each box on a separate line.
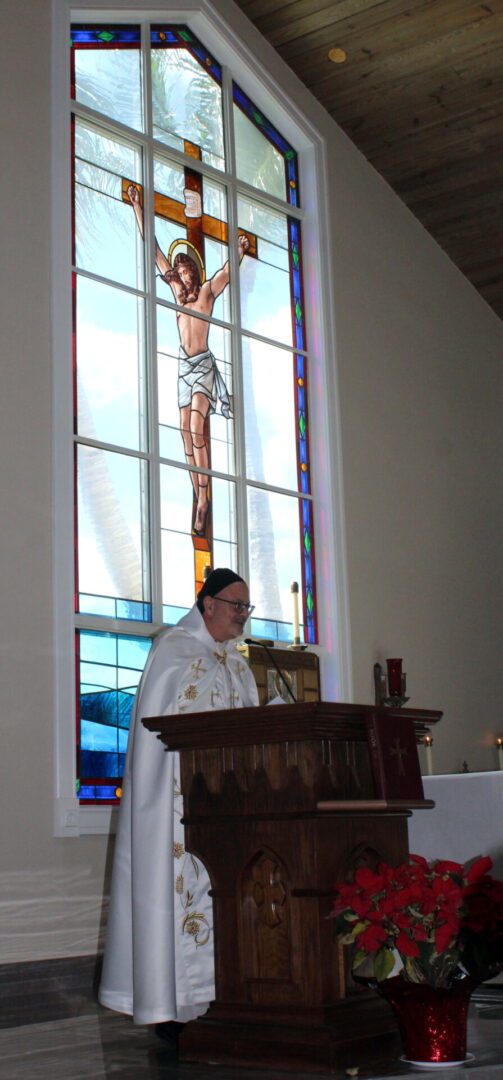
[387, 658, 403, 697]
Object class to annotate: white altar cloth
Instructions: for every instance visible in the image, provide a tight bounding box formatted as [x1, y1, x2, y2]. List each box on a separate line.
[409, 771, 503, 877]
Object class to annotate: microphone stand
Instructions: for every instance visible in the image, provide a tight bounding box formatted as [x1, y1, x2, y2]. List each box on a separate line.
[244, 638, 297, 704]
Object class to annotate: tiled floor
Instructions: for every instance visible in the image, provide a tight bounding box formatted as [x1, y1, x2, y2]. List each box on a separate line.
[1, 959, 502, 1080]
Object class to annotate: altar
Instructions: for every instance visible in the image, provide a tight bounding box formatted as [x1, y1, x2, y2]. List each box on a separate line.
[409, 771, 503, 877]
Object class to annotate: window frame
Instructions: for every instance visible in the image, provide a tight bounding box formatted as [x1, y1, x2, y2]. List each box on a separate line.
[52, 0, 352, 837]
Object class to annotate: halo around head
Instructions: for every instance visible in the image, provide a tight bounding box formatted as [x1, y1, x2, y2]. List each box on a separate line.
[168, 239, 206, 284]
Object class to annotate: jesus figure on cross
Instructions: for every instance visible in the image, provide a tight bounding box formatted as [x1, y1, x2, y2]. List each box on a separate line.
[128, 184, 249, 536]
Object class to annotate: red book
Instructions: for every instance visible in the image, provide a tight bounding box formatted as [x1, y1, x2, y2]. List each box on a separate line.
[366, 711, 425, 801]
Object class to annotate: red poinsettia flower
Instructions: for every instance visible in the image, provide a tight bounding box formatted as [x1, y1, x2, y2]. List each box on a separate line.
[357, 923, 388, 953]
[465, 856, 493, 883]
[433, 860, 463, 876]
[331, 853, 503, 988]
[395, 931, 420, 957]
[434, 920, 459, 953]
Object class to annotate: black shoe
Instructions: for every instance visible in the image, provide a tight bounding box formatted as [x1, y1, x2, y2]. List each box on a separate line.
[154, 1021, 184, 1045]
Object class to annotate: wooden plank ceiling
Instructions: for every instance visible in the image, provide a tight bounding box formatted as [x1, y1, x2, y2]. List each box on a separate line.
[235, 0, 503, 320]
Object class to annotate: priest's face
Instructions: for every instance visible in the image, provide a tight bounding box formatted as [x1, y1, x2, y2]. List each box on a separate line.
[203, 581, 251, 642]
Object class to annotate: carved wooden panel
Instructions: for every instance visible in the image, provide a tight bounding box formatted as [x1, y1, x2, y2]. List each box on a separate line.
[240, 850, 291, 982]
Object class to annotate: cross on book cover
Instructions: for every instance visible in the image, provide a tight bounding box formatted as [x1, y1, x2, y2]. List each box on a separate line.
[366, 711, 425, 801]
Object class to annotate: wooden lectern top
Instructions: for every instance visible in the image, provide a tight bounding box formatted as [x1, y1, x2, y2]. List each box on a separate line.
[142, 698, 441, 750]
[142, 700, 441, 811]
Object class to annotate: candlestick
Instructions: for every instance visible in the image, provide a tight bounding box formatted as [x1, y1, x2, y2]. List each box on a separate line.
[496, 737, 503, 770]
[386, 658, 402, 698]
[424, 735, 434, 776]
[291, 581, 300, 645]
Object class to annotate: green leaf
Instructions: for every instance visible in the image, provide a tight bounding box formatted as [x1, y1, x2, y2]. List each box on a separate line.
[352, 948, 368, 969]
[374, 947, 395, 982]
[352, 921, 369, 935]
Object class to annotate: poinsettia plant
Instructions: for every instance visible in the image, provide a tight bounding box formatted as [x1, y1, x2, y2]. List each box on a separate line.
[331, 855, 503, 989]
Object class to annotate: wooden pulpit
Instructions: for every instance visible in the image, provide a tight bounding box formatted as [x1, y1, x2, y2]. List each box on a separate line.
[143, 701, 441, 1073]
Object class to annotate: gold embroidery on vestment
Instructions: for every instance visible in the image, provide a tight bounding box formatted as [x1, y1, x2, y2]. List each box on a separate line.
[182, 911, 211, 947]
[183, 684, 198, 700]
[190, 659, 207, 680]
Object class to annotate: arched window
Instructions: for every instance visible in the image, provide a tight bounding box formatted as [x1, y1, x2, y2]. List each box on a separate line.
[70, 19, 317, 803]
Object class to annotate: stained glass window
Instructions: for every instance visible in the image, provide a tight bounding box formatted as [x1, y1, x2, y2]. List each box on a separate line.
[71, 22, 316, 802]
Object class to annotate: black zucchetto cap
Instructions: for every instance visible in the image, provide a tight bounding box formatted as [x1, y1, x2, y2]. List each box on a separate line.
[197, 568, 245, 613]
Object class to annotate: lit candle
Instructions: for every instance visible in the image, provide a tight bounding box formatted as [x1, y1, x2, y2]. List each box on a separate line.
[291, 581, 300, 645]
[496, 737, 503, 770]
[387, 658, 402, 698]
[424, 735, 433, 775]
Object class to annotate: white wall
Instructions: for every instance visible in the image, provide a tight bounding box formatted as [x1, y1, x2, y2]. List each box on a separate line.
[0, 0, 501, 962]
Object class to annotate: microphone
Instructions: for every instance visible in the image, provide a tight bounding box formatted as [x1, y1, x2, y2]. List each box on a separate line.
[244, 638, 297, 704]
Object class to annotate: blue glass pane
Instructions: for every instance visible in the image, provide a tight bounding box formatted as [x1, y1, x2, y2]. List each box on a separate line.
[117, 635, 151, 668]
[79, 594, 152, 621]
[80, 662, 116, 688]
[80, 749, 120, 779]
[249, 617, 305, 645]
[77, 631, 152, 797]
[116, 599, 152, 621]
[81, 719, 119, 752]
[80, 688, 135, 729]
[162, 604, 190, 626]
[71, 26, 141, 45]
[79, 630, 117, 665]
[79, 594, 117, 617]
[250, 618, 277, 640]
[79, 784, 118, 800]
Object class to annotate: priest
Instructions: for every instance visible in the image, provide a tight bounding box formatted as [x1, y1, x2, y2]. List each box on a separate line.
[98, 569, 259, 1030]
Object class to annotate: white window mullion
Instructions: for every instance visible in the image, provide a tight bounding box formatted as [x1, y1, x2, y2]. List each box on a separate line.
[220, 62, 249, 582]
[141, 20, 164, 626]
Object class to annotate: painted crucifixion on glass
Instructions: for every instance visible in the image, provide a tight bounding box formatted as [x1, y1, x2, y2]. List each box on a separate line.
[126, 179, 251, 537]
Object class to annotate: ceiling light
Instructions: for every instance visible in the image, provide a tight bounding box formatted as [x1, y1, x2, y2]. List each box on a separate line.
[328, 47, 347, 64]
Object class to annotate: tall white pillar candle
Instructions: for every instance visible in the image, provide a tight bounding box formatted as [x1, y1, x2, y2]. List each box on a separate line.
[291, 581, 300, 645]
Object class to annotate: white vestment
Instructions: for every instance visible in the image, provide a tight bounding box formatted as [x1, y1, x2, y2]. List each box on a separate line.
[98, 605, 258, 1025]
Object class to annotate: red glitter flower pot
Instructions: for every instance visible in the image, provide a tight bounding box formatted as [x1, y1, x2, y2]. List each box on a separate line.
[377, 973, 477, 1065]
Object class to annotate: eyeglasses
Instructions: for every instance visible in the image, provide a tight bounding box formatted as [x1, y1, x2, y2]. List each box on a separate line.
[214, 597, 255, 616]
